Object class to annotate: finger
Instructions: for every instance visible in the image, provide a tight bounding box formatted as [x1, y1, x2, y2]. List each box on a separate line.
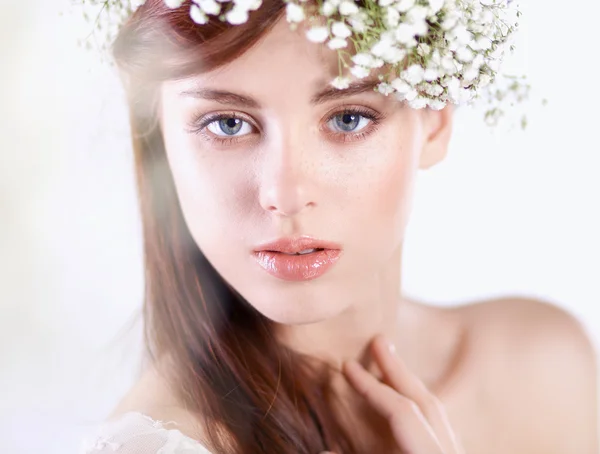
[372, 335, 461, 453]
[343, 359, 444, 453]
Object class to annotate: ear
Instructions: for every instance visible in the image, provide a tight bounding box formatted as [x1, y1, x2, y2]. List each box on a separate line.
[418, 105, 454, 170]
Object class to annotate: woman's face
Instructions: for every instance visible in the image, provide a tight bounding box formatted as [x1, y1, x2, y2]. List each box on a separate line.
[159, 18, 452, 326]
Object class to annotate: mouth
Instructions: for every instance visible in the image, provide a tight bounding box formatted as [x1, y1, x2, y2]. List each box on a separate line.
[268, 248, 326, 256]
[252, 237, 342, 281]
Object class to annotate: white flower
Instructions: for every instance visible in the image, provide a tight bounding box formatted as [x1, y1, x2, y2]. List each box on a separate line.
[350, 66, 370, 79]
[331, 21, 352, 38]
[455, 46, 474, 63]
[427, 0, 444, 16]
[424, 68, 439, 81]
[474, 35, 492, 51]
[379, 0, 395, 6]
[371, 58, 385, 68]
[164, 0, 185, 8]
[417, 43, 431, 57]
[190, 4, 209, 23]
[306, 26, 329, 43]
[225, 7, 249, 24]
[286, 3, 305, 22]
[479, 73, 492, 87]
[382, 46, 407, 64]
[339, 0, 359, 15]
[322, 0, 337, 15]
[412, 19, 429, 36]
[385, 7, 400, 27]
[396, 0, 415, 13]
[406, 5, 429, 22]
[195, 0, 221, 15]
[462, 65, 480, 82]
[332, 76, 351, 89]
[395, 88, 418, 102]
[394, 23, 415, 44]
[409, 96, 429, 109]
[423, 83, 444, 96]
[234, 0, 261, 10]
[377, 83, 395, 95]
[391, 77, 412, 93]
[428, 99, 447, 110]
[351, 53, 374, 67]
[370, 37, 395, 57]
[327, 37, 348, 49]
[402, 64, 425, 85]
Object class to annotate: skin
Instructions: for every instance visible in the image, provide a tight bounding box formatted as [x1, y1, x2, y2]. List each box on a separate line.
[112, 18, 599, 453]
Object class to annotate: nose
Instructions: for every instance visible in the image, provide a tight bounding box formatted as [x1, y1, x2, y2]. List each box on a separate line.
[258, 134, 317, 217]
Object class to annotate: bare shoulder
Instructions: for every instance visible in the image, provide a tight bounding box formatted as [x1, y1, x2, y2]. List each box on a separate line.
[109, 364, 207, 442]
[457, 296, 599, 453]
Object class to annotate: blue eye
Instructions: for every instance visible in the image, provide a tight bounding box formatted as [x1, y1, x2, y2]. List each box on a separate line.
[329, 112, 371, 133]
[207, 117, 252, 136]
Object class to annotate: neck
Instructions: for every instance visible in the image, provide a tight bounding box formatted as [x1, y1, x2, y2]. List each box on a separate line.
[274, 244, 406, 371]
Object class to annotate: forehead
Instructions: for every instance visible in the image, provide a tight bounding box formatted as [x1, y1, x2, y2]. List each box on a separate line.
[162, 18, 342, 102]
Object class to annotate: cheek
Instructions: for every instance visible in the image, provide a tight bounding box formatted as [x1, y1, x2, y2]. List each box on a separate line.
[162, 128, 250, 248]
[350, 129, 422, 256]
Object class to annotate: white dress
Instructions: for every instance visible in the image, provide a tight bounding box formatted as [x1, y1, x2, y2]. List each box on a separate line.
[80, 412, 213, 454]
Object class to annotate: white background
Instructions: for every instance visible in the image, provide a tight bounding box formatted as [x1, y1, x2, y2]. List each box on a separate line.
[1, 1, 599, 452]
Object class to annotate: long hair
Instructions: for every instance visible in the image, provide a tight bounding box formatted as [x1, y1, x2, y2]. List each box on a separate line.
[112, 1, 358, 452]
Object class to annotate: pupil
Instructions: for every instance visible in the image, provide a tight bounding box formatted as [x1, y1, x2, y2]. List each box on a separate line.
[219, 117, 242, 135]
[336, 113, 360, 131]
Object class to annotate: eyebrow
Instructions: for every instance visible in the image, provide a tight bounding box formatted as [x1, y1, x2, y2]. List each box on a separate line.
[179, 79, 380, 108]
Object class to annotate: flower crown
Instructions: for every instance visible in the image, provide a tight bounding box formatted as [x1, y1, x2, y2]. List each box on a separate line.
[81, 0, 529, 126]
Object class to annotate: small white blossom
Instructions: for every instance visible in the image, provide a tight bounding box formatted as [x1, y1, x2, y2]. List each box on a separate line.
[479, 74, 492, 87]
[402, 64, 425, 85]
[327, 37, 348, 49]
[406, 5, 429, 22]
[456, 46, 474, 62]
[321, 0, 336, 15]
[195, 0, 221, 16]
[424, 68, 439, 81]
[428, 99, 447, 110]
[377, 83, 395, 95]
[339, 0, 359, 15]
[286, 3, 305, 22]
[391, 77, 412, 94]
[350, 66, 370, 79]
[190, 4, 209, 23]
[409, 96, 429, 109]
[417, 43, 431, 57]
[382, 46, 407, 63]
[332, 76, 351, 89]
[371, 58, 385, 68]
[396, 0, 416, 13]
[370, 37, 395, 58]
[331, 21, 352, 38]
[306, 26, 329, 43]
[351, 53, 374, 67]
[395, 23, 415, 44]
[164, 0, 185, 8]
[427, 0, 444, 16]
[225, 7, 249, 24]
[385, 7, 400, 27]
[234, 0, 261, 10]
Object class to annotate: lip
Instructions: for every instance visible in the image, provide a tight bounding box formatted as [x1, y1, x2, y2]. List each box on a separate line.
[254, 236, 342, 254]
[253, 236, 343, 281]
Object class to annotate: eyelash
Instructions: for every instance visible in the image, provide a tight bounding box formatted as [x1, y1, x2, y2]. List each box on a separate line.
[186, 106, 385, 146]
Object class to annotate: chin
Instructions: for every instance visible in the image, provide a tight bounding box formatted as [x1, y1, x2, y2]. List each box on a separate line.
[245, 293, 348, 326]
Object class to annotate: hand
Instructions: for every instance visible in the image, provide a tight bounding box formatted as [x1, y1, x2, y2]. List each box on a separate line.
[321, 335, 464, 454]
